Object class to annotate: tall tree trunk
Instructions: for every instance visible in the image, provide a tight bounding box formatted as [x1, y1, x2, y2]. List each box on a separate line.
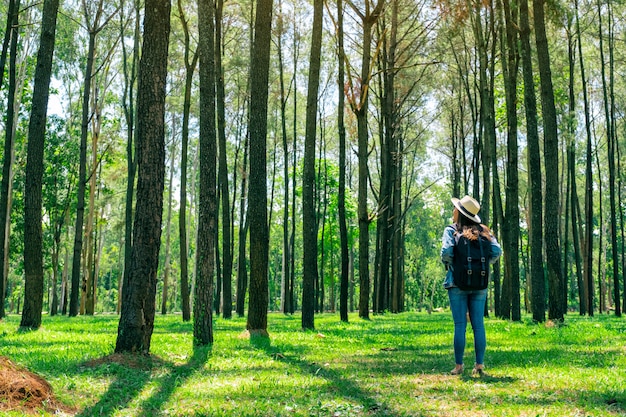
[161, 135, 176, 315]
[115, 0, 170, 353]
[351, 0, 384, 320]
[216, 0, 232, 320]
[574, 0, 594, 317]
[0, 0, 17, 92]
[375, 2, 395, 314]
[195, 0, 217, 345]
[392, 132, 404, 313]
[61, 227, 70, 315]
[565, 17, 585, 316]
[0, 0, 20, 320]
[302, 0, 323, 330]
[246, 0, 273, 336]
[594, 134, 606, 310]
[289, 4, 299, 314]
[533, 0, 564, 321]
[501, 0, 521, 321]
[85, 76, 104, 316]
[235, 135, 249, 318]
[21, 0, 60, 329]
[176, 0, 197, 322]
[520, 0, 544, 322]
[277, 0, 290, 315]
[597, 0, 620, 317]
[69, 29, 96, 318]
[337, 0, 349, 323]
[119, 0, 140, 319]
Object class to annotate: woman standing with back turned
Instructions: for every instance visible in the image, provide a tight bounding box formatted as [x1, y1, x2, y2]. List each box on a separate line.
[440, 195, 501, 376]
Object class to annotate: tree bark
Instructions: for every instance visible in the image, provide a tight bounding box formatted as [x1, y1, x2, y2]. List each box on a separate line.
[501, 0, 521, 321]
[0, 0, 20, 320]
[597, 0, 620, 317]
[302, 0, 323, 330]
[337, 0, 349, 323]
[119, 0, 140, 318]
[350, 0, 384, 320]
[176, 0, 197, 322]
[246, 0, 273, 336]
[520, 0, 545, 322]
[195, 0, 217, 345]
[21, 0, 60, 329]
[115, 0, 170, 353]
[572, 0, 594, 317]
[161, 134, 176, 315]
[216, 0, 233, 320]
[277, 0, 290, 315]
[69, 26, 95, 318]
[533, 0, 564, 321]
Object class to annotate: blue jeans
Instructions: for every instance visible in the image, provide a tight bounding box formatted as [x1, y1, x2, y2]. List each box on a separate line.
[448, 287, 487, 366]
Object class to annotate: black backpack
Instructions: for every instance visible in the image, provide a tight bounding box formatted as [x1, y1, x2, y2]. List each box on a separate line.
[450, 226, 492, 290]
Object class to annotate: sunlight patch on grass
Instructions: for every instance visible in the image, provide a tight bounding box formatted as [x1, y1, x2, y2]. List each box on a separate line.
[1, 312, 625, 416]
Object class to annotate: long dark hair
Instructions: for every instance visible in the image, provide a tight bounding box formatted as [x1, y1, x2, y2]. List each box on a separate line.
[455, 211, 492, 240]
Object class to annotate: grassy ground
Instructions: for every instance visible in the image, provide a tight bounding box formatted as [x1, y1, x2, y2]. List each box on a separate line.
[0, 311, 625, 416]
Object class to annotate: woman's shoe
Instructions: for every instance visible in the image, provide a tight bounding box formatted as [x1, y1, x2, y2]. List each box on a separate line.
[472, 366, 485, 377]
[450, 365, 464, 375]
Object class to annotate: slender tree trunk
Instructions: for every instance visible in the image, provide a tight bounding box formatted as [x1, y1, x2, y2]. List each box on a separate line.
[115, 0, 170, 353]
[85, 81, 103, 316]
[337, 0, 349, 323]
[195, 0, 217, 345]
[289, 5, 298, 314]
[352, 0, 384, 320]
[69, 29, 96, 317]
[246, 0, 273, 336]
[176, 0, 197, 322]
[61, 229, 70, 315]
[0, 0, 17, 92]
[533, 0, 565, 321]
[161, 136, 176, 315]
[119, 0, 140, 319]
[0, 0, 20, 320]
[277, 0, 290, 315]
[594, 134, 606, 310]
[501, 0, 520, 321]
[375, 3, 395, 314]
[235, 135, 249, 318]
[302, 0, 323, 330]
[597, 0, 620, 317]
[215, 0, 232, 320]
[565, 18, 585, 315]
[21, 0, 60, 329]
[573, 0, 594, 318]
[520, 0, 544, 322]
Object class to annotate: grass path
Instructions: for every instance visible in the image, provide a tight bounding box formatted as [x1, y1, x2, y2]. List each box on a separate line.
[1, 311, 625, 416]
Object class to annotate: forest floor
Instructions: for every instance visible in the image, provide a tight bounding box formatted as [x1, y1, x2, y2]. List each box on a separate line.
[0, 311, 625, 416]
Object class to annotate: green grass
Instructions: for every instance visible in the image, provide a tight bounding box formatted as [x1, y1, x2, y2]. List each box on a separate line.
[1, 311, 625, 416]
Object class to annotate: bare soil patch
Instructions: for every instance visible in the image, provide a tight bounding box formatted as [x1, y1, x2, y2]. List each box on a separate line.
[82, 352, 167, 370]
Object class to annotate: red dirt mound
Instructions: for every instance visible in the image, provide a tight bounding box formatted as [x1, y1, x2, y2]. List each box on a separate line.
[0, 356, 67, 414]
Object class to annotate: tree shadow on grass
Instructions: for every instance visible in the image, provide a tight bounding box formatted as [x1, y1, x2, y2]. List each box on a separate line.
[251, 334, 404, 417]
[75, 353, 162, 417]
[75, 346, 210, 417]
[136, 345, 211, 417]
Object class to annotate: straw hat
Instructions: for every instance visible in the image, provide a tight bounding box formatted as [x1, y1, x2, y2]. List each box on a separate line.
[451, 195, 481, 223]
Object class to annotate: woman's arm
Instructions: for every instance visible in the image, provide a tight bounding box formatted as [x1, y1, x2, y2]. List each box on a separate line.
[440, 225, 456, 265]
[489, 235, 502, 264]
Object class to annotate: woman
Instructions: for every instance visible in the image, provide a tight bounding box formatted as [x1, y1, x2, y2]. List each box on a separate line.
[440, 195, 501, 376]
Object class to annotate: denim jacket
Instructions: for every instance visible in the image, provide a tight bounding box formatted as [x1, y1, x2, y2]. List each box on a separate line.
[440, 224, 502, 289]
